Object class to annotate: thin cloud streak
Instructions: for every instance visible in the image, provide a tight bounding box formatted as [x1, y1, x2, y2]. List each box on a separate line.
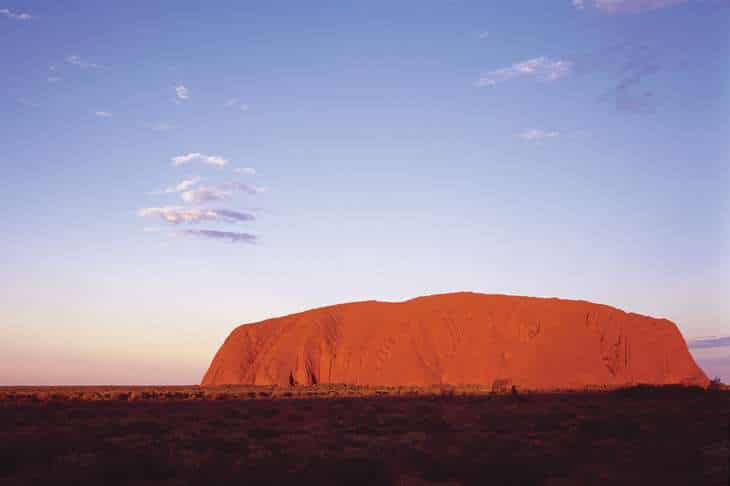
[578, 42, 663, 113]
[689, 337, 730, 349]
[178, 183, 265, 203]
[225, 98, 250, 111]
[234, 167, 257, 175]
[180, 187, 230, 203]
[478, 57, 573, 87]
[171, 152, 228, 167]
[65, 55, 99, 69]
[593, 0, 689, 13]
[183, 229, 257, 244]
[220, 182, 268, 195]
[147, 122, 174, 131]
[214, 209, 257, 223]
[95, 111, 112, 118]
[137, 207, 255, 224]
[519, 129, 560, 140]
[17, 98, 39, 108]
[0, 8, 32, 20]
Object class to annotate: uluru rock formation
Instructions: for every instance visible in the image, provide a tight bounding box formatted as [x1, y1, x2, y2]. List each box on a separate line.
[202, 292, 708, 389]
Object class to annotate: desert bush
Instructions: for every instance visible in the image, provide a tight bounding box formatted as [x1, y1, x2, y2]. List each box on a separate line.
[491, 378, 512, 394]
[708, 377, 723, 391]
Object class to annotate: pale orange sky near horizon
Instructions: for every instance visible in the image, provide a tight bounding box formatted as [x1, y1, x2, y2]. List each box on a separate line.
[2, 292, 728, 385]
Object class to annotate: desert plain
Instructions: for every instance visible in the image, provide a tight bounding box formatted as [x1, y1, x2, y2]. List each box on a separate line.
[1, 384, 728, 485]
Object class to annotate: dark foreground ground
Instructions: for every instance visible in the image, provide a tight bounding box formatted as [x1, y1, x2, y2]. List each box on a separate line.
[0, 385, 727, 485]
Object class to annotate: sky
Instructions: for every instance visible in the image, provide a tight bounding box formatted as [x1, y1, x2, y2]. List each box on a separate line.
[1, 0, 728, 385]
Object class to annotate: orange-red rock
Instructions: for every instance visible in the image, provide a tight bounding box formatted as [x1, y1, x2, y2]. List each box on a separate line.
[201, 292, 708, 389]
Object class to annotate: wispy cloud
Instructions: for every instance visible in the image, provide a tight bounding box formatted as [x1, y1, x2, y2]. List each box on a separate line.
[225, 98, 249, 111]
[142, 177, 199, 195]
[47, 76, 62, 83]
[519, 129, 560, 141]
[180, 187, 230, 203]
[138, 207, 255, 224]
[478, 31, 489, 40]
[477, 57, 573, 87]
[573, 0, 585, 8]
[179, 182, 266, 203]
[580, 42, 661, 113]
[175, 84, 189, 101]
[220, 182, 268, 195]
[95, 111, 112, 118]
[593, 0, 688, 13]
[183, 229, 257, 244]
[146, 122, 175, 132]
[609, 84, 655, 113]
[180, 182, 269, 203]
[138, 207, 217, 224]
[171, 152, 228, 167]
[17, 98, 39, 108]
[234, 167, 257, 175]
[213, 209, 257, 223]
[166, 177, 201, 193]
[0, 8, 32, 20]
[142, 151, 266, 246]
[65, 55, 99, 69]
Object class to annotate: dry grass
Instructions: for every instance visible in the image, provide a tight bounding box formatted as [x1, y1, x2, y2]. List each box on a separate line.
[0, 383, 655, 402]
[0, 385, 727, 485]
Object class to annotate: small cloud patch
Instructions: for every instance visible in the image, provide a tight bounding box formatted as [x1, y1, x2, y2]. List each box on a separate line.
[172, 153, 228, 167]
[65, 55, 99, 69]
[478, 57, 573, 87]
[519, 129, 560, 141]
[175, 84, 189, 101]
[225, 98, 250, 111]
[0, 8, 32, 20]
[140, 152, 267, 245]
[234, 167, 257, 175]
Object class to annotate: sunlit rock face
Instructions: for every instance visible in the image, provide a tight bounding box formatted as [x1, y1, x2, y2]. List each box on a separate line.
[202, 292, 708, 390]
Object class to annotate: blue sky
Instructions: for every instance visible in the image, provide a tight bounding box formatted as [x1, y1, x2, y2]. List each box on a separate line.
[1, 0, 728, 384]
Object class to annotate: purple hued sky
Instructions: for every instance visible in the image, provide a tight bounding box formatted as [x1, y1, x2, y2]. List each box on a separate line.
[1, 0, 728, 384]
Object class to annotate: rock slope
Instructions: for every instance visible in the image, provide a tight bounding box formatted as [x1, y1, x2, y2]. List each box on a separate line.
[201, 292, 708, 389]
